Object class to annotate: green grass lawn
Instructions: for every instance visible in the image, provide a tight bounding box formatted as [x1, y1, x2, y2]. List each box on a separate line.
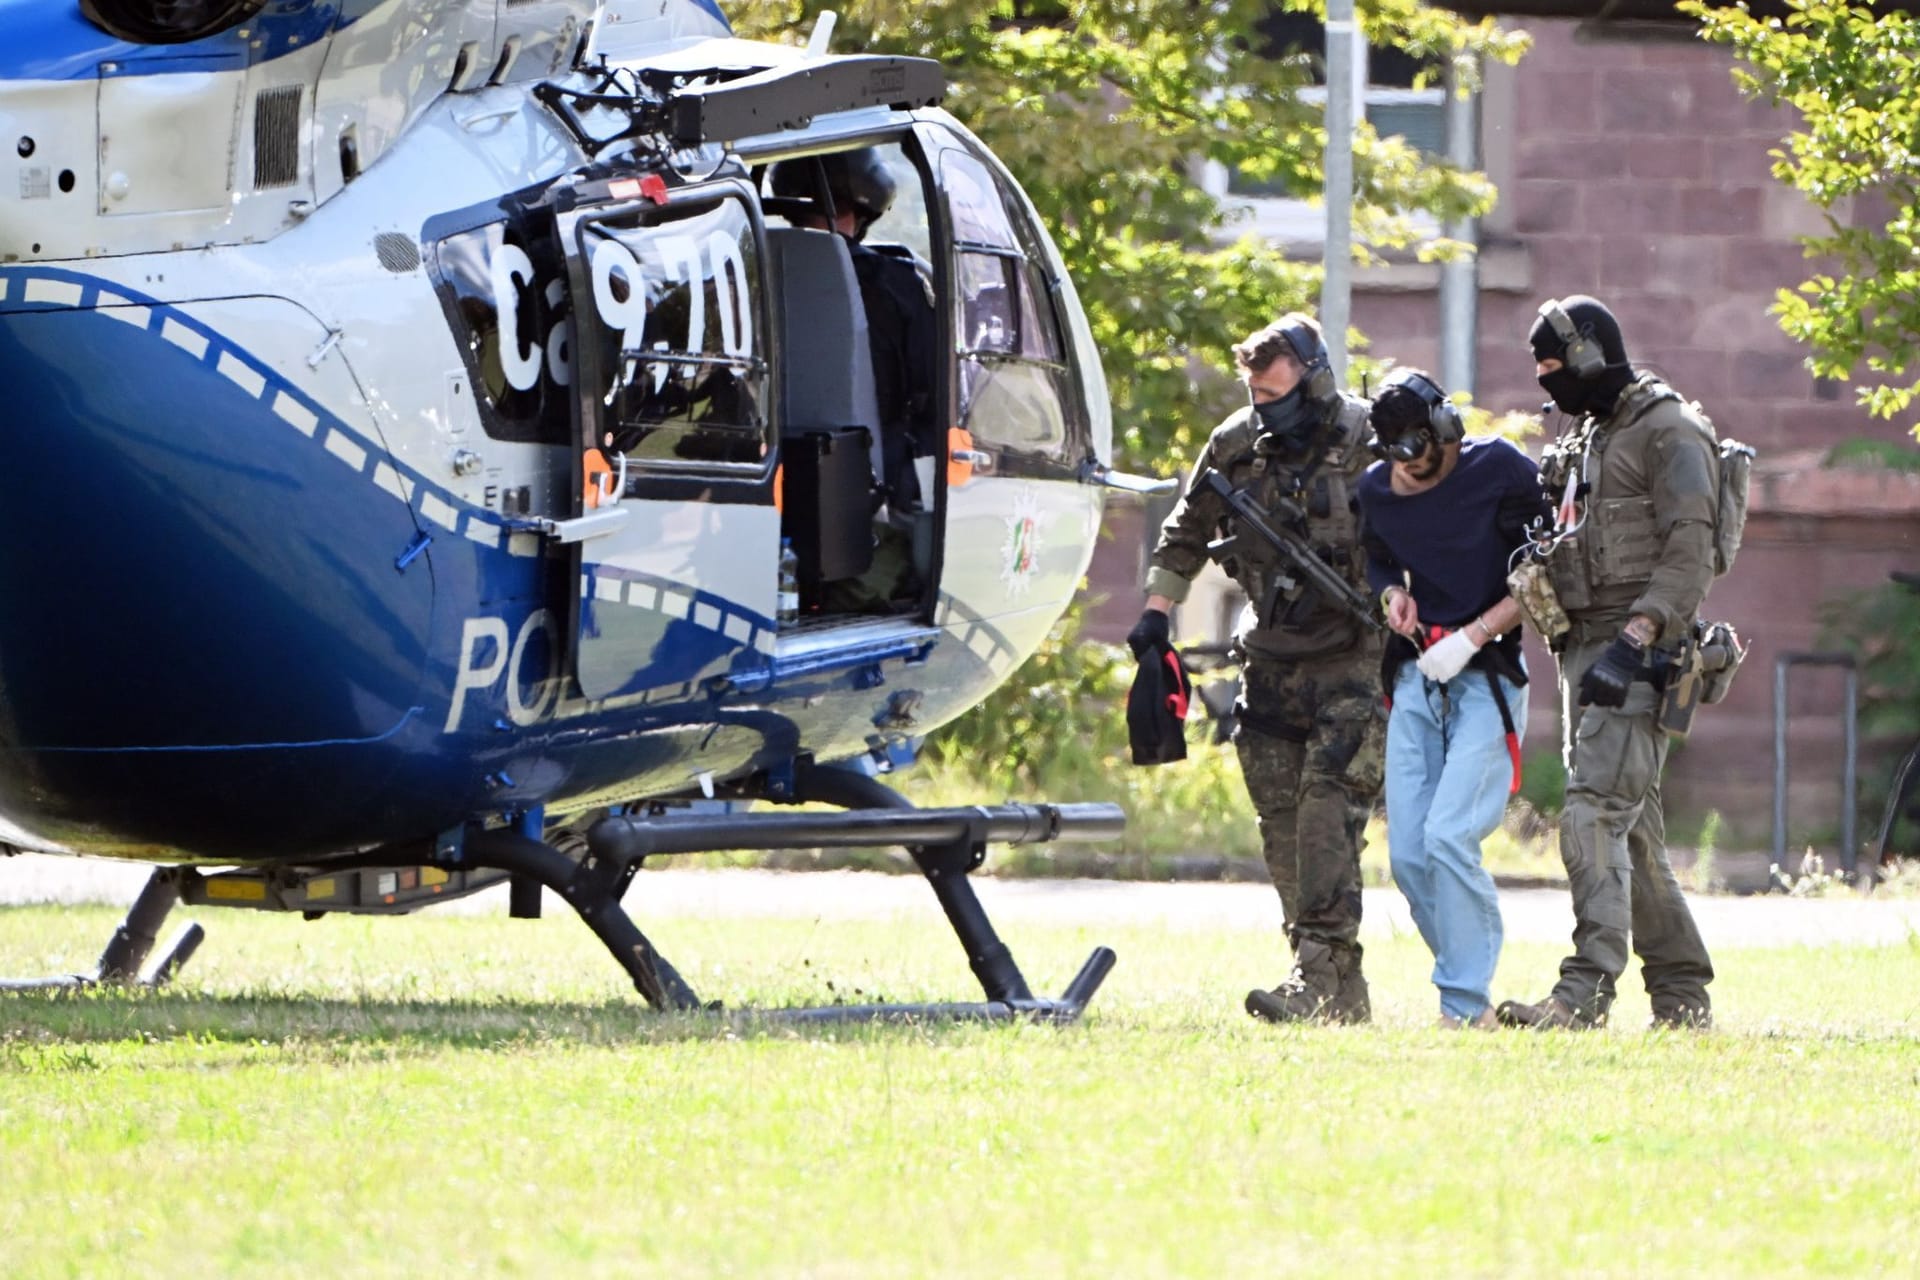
[3, 899, 1918, 1278]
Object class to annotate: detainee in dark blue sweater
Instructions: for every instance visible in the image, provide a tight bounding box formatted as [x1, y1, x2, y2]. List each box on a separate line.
[1356, 368, 1548, 1030]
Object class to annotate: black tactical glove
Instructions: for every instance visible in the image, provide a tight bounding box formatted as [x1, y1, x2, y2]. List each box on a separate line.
[1127, 609, 1172, 658]
[1578, 633, 1645, 708]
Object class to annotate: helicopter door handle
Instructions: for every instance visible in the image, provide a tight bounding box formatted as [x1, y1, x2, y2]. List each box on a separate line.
[539, 506, 632, 544]
[1078, 459, 1177, 496]
[947, 428, 992, 488]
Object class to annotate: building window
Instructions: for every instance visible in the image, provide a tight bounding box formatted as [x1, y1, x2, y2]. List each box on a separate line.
[1204, 8, 1444, 244]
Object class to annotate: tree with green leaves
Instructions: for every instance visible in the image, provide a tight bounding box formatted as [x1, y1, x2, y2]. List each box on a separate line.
[1690, 0, 1920, 433]
[737, 2, 1526, 471]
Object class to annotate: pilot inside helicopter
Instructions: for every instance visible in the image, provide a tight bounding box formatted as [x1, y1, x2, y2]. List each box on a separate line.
[766, 147, 939, 613]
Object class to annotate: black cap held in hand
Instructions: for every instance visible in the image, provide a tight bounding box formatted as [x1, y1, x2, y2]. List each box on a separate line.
[1126, 609, 1171, 658]
[1127, 644, 1190, 766]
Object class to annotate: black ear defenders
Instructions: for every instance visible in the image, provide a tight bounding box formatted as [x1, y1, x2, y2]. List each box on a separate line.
[1369, 368, 1463, 462]
[1538, 300, 1605, 379]
[1279, 320, 1338, 404]
[1388, 369, 1463, 444]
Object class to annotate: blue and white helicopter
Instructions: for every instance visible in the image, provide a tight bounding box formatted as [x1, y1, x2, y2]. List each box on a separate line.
[0, 0, 1161, 1019]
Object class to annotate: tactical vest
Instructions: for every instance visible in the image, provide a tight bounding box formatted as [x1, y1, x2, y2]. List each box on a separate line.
[1216, 397, 1374, 654]
[1539, 376, 1741, 616]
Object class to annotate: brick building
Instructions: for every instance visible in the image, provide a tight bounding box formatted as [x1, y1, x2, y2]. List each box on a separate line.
[1085, 11, 1920, 852]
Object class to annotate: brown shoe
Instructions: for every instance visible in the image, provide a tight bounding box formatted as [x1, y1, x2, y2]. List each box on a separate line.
[1495, 994, 1599, 1030]
[1437, 1008, 1499, 1031]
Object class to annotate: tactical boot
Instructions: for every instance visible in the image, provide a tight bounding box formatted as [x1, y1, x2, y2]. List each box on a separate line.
[1329, 949, 1371, 1025]
[1245, 940, 1368, 1025]
[1494, 993, 1600, 1031]
[1649, 1002, 1713, 1031]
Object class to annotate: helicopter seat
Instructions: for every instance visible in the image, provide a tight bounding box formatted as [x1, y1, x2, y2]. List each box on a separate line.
[767, 226, 880, 586]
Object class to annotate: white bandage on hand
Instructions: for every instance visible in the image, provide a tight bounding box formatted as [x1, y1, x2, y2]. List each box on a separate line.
[1416, 629, 1479, 683]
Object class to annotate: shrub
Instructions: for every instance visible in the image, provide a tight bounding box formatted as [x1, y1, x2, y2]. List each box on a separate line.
[904, 602, 1260, 862]
[1819, 577, 1920, 857]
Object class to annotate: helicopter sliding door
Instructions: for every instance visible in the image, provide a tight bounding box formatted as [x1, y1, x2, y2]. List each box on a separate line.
[556, 179, 777, 700]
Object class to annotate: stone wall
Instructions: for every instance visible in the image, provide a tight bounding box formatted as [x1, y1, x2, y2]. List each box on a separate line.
[1358, 21, 1859, 451]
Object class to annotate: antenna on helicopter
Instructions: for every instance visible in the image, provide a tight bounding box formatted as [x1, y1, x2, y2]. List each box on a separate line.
[806, 10, 839, 57]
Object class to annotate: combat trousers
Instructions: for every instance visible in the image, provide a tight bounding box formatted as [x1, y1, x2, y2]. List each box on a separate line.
[1233, 648, 1385, 954]
[1553, 634, 1715, 1023]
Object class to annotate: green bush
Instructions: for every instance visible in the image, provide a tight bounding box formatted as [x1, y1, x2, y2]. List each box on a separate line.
[1819, 578, 1920, 856]
[1502, 747, 1565, 846]
[904, 603, 1260, 861]
[899, 605, 1569, 885]
[1824, 438, 1920, 473]
[1822, 579, 1920, 744]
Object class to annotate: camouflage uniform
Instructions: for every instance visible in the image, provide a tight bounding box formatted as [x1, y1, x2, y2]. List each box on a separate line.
[1145, 395, 1385, 1017]
[1535, 374, 1718, 1026]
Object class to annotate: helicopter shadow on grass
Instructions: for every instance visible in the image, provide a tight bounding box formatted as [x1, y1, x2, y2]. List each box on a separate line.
[0, 986, 1054, 1061]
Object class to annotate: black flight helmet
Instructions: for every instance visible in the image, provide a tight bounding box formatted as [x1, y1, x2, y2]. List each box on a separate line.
[769, 147, 897, 241]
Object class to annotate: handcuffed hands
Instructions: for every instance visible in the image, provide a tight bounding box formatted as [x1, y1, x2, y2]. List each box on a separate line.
[1382, 586, 1420, 638]
[1578, 633, 1644, 708]
[1127, 608, 1172, 658]
[1416, 629, 1479, 683]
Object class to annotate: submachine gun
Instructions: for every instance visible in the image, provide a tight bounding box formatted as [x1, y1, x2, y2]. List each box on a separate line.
[1198, 470, 1384, 636]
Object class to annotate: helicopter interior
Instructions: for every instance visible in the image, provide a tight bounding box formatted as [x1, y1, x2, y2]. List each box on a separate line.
[529, 135, 952, 655]
[755, 139, 942, 625]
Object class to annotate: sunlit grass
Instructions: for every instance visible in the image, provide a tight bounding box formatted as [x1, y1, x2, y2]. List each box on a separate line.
[3, 900, 1918, 1278]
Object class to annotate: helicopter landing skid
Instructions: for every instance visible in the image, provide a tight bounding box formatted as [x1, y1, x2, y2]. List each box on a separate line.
[462, 765, 1123, 1023]
[0, 867, 205, 992]
[2, 780, 1123, 1023]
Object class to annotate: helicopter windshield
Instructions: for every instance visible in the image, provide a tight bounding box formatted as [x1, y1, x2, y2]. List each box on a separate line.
[941, 149, 1074, 458]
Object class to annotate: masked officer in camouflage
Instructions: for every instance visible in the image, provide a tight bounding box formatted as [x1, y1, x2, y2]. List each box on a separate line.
[1498, 295, 1717, 1031]
[1130, 315, 1384, 1023]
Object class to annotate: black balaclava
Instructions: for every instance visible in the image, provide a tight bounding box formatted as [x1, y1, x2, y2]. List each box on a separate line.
[1252, 386, 1322, 456]
[1250, 324, 1339, 457]
[1528, 294, 1634, 419]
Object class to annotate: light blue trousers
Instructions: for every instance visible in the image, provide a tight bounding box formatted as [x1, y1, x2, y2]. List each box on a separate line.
[1385, 661, 1527, 1020]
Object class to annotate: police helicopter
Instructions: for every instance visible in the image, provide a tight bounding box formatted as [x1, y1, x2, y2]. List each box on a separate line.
[0, 0, 1168, 1020]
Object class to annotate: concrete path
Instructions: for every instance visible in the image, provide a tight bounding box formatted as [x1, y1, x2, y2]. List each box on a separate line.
[6, 853, 1918, 951]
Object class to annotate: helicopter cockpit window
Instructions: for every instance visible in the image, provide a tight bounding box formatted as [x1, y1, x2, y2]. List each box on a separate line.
[574, 193, 768, 470]
[942, 151, 1072, 458]
[944, 155, 1017, 251]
